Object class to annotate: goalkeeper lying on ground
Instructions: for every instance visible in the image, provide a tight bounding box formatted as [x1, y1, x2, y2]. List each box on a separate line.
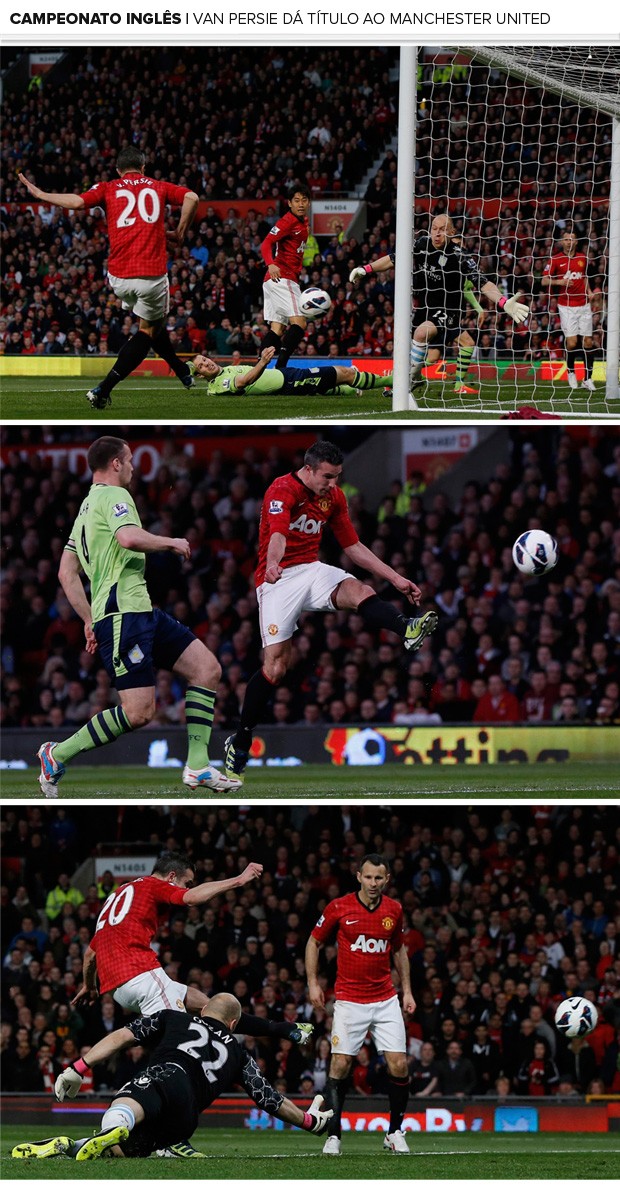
[12, 994, 332, 1162]
[191, 345, 392, 398]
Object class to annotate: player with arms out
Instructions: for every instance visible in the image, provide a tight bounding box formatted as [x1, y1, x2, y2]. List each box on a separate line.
[37, 435, 241, 795]
[71, 851, 312, 1158]
[350, 213, 529, 401]
[191, 345, 391, 399]
[260, 183, 311, 368]
[11, 994, 331, 1161]
[19, 147, 198, 408]
[223, 441, 438, 784]
[305, 854, 416, 1156]
[541, 227, 597, 392]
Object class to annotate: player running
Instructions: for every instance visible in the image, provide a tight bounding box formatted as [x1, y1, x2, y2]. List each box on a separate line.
[260, 183, 311, 368]
[11, 994, 332, 1161]
[350, 213, 529, 401]
[71, 852, 312, 1158]
[305, 854, 415, 1156]
[37, 435, 240, 795]
[541, 228, 597, 392]
[19, 147, 198, 408]
[223, 440, 437, 785]
[191, 345, 390, 398]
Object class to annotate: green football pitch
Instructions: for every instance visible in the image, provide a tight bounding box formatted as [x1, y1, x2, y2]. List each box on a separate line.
[0, 376, 615, 421]
[2, 760, 618, 798]
[2, 1124, 619, 1179]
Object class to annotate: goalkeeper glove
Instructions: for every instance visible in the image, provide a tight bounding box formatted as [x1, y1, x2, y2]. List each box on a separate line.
[498, 294, 529, 324]
[349, 265, 373, 285]
[300, 1095, 334, 1135]
[54, 1058, 89, 1101]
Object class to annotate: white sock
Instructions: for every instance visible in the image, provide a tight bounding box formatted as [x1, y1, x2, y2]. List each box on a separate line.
[410, 340, 427, 378]
[100, 1104, 136, 1133]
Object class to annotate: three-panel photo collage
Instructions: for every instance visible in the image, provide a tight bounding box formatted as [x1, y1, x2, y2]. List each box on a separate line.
[1, 41, 619, 1180]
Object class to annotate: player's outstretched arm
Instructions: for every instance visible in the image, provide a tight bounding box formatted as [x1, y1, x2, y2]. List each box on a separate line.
[344, 541, 422, 605]
[234, 346, 276, 390]
[182, 862, 263, 906]
[240, 1052, 332, 1134]
[349, 254, 393, 285]
[277, 1094, 333, 1133]
[18, 172, 85, 210]
[115, 526, 191, 559]
[54, 1026, 136, 1100]
[481, 281, 529, 324]
[58, 550, 97, 655]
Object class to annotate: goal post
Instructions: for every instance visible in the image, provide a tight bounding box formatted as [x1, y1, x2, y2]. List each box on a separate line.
[391, 45, 620, 416]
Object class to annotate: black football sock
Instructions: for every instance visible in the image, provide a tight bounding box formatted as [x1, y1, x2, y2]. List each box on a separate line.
[237, 668, 278, 735]
[152, 329, 190, 381]
[583, 348, 595, 379]
[260, 330, 283, 358]
[239, 1014, 298, 1040]
[388, 1075, 410, 1133]
[276, 323, 305, 367]
[324, 1076, 348, 1138]
[358, 593, 408, 638]
[566, 347, 578, 374]
[97, 331, 152, 395]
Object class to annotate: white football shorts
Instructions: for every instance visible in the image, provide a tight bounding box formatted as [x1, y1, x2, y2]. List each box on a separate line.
[112, 968, 187, 1015]
[331, 995, 406, 1056]
[108, 273, 170, 322]
[257, 561, 351, 647]
[263, 277, 304, 325]
[559, 302, 593, 339]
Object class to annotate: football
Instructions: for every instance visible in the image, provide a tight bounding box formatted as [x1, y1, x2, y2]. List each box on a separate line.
[299, 287, 332, 319]
[554, 995, 598, 1038]
[512, 529, 558, 575]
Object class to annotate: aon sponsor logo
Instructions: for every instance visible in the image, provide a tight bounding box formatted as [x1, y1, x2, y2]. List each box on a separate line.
[350, 935, 389, 953]
[289, 513, 323, 535]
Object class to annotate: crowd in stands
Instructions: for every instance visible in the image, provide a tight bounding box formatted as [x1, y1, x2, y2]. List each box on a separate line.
[0, 48, 611, 362]
[2, 804, 619, 1098]
[1, 425, 620, 733]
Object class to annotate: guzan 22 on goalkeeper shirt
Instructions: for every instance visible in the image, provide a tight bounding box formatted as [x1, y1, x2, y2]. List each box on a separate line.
[65, 483, 152, 624]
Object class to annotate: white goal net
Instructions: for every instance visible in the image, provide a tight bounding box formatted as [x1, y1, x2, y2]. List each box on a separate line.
[390, 45, 620, 417]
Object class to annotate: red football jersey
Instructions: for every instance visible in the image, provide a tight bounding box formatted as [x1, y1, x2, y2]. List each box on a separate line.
[261, 210, 308, 282]
[255, 471, 358, 585]
[90, 876, 187, 993]
[543, 251, 589, 307]
[311, 891, 404, 1004]
[80, 174, 191, 278]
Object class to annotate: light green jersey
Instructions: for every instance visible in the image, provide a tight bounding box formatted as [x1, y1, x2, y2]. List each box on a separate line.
[204, 364, 284, 398]
[65, 484, 152, 623]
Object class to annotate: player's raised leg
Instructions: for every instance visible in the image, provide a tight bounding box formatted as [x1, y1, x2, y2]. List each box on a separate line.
[173, 637, 241, 791]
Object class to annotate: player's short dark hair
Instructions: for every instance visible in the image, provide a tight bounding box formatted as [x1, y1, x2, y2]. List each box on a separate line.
[87, 436, 128, 474]
[359, 852, 389, 873]
[116, 146, 146, 175]
[288, 182, 311, 202]
[304, 441, 344, 470]
[152, 852, 195, 878]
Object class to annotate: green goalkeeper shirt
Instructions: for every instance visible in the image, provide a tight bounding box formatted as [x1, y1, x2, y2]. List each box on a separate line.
[65, 484, 152, 624]
[204, 365, 285, 398]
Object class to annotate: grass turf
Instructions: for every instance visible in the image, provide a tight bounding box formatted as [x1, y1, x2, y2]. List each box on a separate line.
[0, 377, 615, 420]
[2, 760, 618, 798]
[3, 1124, 619, 1179]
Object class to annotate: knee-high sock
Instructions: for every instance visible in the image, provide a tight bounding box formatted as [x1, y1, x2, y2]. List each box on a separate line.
[260, 330, 282, 357]
[583, 347, 595, 379]
[185, 685, 216, 770]
[410, 340, 427, 380]
[53, 706, 133, 765]
[97, 331, 152, 395]
[388, 1075, 410, 1133]
[454, 343, 475, 387]
[152, 329, 190, 380]
[276, 323, 305, 368]
[350, 367, 391, 391]
[324, 1076, 348, 1138]
[100, 1103, 136, 1134]
[566, 347, 579, 374]
[358, 593, 408, 638]
[239, 1014, 299, 1040]
[236, 668, 278, 736]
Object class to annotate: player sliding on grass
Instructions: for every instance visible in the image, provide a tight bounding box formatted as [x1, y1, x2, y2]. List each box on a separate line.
[305, 853, 415, 1156]
[350, 213, 529, 402]
[223, 440, 438, 785]
[19, 147, 198, 409]
[71, 851, 313, 1158]
[191, 345, 391, 399]
[37, 436, 240, 796]
[11, 994, 331, 1161]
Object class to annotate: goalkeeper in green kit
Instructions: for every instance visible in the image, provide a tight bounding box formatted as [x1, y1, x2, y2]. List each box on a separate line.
[37, 436, 241, 796]
[191, 345, 392, 398]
